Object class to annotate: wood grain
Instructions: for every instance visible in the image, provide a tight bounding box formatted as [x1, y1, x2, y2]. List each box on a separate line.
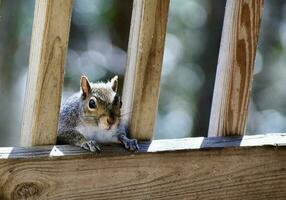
[122, 0, 170, 140]
[21, 0, 72, 146]
[0, 133, 286, 159]
[0, 135, 285, 199]
[208, 0, 263, 136]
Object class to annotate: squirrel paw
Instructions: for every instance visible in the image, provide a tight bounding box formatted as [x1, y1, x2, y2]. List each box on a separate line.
[81, 140, 101, 152]
[122, 138, 139, 152]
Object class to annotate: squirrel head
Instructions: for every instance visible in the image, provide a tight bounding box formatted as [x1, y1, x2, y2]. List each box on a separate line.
[80, 75, 122, 130]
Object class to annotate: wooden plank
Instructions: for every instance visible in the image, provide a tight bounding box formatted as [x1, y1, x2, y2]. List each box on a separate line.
[208, 0, 263, 137]
[122, 0, 170, 140]
[0, 138, 285, 199]
[21, 0, 73, 146]
[1, 134, 286, 159]
[0, 134, 286, 159]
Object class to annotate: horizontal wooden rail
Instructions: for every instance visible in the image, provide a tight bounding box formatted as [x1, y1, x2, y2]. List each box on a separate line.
[0, 134, 286, 199]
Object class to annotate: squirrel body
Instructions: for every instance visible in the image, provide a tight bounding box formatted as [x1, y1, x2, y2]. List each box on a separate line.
[57, 76, 139, 152]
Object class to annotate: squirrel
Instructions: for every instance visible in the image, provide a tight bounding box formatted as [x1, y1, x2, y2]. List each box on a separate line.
[57, 75, 139, 152]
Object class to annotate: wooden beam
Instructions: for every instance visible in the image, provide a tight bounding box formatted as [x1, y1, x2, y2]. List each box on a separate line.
[21, 0, 72, 146]
[0, 134, 286, 199]
[1, 134, 286, 158]
[122, 0, 170, 140]
[208, 0, 263, 137]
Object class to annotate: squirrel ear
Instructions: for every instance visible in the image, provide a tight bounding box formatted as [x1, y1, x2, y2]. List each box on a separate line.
[111, 75, 118, 92]
[80, 76, 91, 99]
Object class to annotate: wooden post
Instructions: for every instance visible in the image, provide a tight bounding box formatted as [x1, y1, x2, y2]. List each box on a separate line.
[208, 0, 263, 137]
[122, 0, 170, 140]
[21, 0, 72, 146]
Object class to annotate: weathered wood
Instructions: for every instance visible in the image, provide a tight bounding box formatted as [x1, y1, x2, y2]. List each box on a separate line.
[21, 0, 72, 146]
[208, 0, 263, 137]
[0, 134, 286, 159]
[122, 0, 170, 140]
[0, 134, 286, 199]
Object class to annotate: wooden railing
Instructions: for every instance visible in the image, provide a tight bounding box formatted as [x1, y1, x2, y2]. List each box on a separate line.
[208, 0, 263, 137]
[1, 0, 286, 199]
[21, 0, 73, 146]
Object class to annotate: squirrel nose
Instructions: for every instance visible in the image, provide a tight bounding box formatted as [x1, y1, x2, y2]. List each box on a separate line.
[107, 117, 114, 125]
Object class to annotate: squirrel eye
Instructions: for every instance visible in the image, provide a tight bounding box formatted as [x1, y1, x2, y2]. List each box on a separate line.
[89, 99, 96, 109]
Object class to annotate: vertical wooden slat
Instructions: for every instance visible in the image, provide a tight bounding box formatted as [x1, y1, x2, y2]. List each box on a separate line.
[122, 0, 170, 140]
[208, 0, 263, 137]
[21, 0, 72, 146]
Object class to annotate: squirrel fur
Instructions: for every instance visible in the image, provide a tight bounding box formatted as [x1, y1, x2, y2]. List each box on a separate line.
[57, 75, 139, 152]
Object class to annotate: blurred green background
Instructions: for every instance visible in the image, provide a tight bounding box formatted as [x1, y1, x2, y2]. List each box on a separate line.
[0, 0, 285, 146]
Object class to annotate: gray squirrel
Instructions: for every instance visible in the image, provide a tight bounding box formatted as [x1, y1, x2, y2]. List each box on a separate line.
[57, 75, 139, 152]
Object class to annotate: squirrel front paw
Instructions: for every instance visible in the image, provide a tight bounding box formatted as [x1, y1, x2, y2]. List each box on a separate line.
[81, 140, 101, 152]
[123, 138, 139, 152]
[118, 134, 139, 152]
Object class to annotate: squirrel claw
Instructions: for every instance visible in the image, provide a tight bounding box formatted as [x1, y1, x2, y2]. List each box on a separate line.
[130, 139, 140, 152]
[81, 140, 101, 152]
[121, 138, 139, 152]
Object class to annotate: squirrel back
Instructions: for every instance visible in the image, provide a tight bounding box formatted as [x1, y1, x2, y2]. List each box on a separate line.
[58, 92, 81, 134]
